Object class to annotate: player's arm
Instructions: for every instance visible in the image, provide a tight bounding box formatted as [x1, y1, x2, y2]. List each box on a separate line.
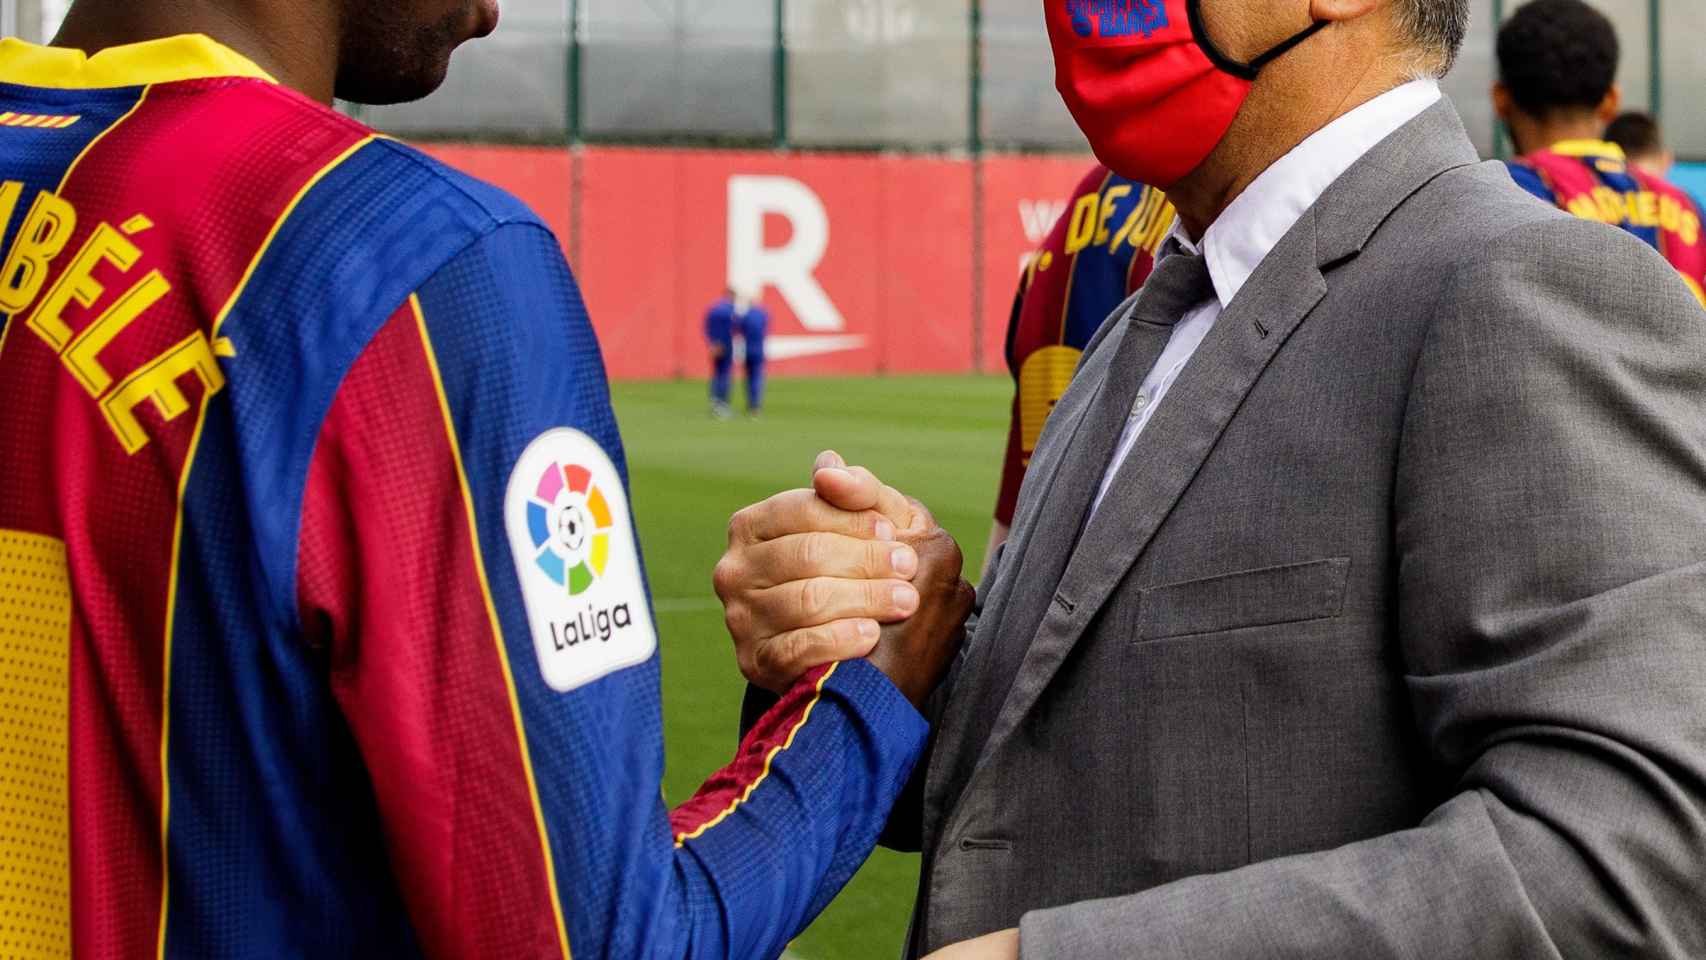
[298, 221, 963, 959]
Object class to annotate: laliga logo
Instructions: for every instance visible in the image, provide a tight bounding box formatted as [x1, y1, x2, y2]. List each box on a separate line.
[727, 176, 866, 362]
[524, 459, 635, 649]
[1067, 0, 1170, 39]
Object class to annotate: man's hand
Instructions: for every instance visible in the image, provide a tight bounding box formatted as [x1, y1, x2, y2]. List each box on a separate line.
[866, 520, 974, 708]
[924, 929, 1020, 960]
[713, 452, 969, 700]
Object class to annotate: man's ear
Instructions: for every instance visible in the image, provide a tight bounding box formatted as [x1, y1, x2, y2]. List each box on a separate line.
[1595, 85, 1622, 126]
[1309, 0, 1379, 22]
[1491, 82, 1514, 124]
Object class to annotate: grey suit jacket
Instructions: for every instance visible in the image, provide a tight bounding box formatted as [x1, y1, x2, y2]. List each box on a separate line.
[901, 99, 1706, 957]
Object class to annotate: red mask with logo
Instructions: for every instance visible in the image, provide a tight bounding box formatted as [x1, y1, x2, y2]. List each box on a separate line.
[1047, 0, 1326, 188]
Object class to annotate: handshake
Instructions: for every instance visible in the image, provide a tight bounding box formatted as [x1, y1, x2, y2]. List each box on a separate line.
[713, 451, 977, 711]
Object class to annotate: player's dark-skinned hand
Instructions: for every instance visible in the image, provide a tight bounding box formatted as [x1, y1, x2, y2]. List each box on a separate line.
[864, 516, 974, 709]
[714, 451, 973, 707]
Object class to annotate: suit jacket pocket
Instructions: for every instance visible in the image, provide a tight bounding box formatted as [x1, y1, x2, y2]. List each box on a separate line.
[1135, 558, 1351, 641]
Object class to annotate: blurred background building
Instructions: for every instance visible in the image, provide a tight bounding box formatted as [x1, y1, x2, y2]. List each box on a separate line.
[5, 0, 1703, 380]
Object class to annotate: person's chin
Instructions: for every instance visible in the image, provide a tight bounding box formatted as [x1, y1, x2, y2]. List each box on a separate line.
[334, 58, 453, 105]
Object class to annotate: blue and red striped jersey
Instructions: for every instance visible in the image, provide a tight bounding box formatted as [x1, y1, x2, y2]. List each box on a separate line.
[1507, 140, 1706, 306]
[995, 165, 1173, 525]
[0, 34, 926, 959]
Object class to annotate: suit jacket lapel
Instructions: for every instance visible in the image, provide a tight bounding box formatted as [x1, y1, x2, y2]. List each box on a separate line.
[924, 297, 1166, 822]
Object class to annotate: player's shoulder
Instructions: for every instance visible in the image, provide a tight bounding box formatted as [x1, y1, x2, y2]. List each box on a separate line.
[167, 79, 548, 245]
[362, 138, 547, 234]
[1500, 156, 1557, 205]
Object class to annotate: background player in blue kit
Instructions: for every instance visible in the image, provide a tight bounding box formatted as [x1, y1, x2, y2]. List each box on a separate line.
[704, 287, 739, 419]
[0, 0, 973, 957]
[739, 293, 770, 417]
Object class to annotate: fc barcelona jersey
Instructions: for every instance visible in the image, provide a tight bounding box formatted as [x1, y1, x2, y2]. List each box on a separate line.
[1507, 140, 1706, 306]
[995, 165, 1174, 526]
[0, 35, 925, 959]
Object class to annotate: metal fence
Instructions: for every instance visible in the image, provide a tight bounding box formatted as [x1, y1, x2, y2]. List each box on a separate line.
[3, 0, 1701, 158]
[351, 0, 1702, 160]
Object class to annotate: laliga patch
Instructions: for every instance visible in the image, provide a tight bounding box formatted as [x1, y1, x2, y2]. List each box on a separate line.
[505, 428, 657, 692]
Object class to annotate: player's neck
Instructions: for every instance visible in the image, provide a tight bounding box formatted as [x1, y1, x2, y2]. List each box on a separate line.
[1509, 112, 1607, 157]
[54, 0, 340, 104]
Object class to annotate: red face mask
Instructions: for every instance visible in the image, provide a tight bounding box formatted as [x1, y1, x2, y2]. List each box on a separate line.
[1047, 0, 1326, 188]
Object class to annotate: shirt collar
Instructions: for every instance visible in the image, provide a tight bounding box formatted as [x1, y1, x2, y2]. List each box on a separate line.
[0, 34, 275, 89]
[1196, 78, 1442, 308]
[1548, 138, 1627, 161]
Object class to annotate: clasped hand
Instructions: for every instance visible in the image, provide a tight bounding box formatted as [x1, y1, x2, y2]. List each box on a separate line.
[713, 452, 974, 709]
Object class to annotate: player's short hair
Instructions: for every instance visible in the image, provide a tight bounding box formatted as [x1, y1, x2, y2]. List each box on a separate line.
[1606, 111, 1664, 156]
[1496, 0, 1619, 116]
[1393, 0, 1472, 77]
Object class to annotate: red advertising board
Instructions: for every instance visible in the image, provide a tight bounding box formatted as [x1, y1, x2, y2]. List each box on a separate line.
[419, 143, 1097, 380]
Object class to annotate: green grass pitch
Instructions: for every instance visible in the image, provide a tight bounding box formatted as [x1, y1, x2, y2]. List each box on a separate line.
[612, 374, 1011, 960]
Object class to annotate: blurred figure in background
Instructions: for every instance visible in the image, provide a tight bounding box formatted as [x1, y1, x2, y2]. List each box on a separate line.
[738, 291, 769, 418]
[1607, 110, 1677, 177]
[1496, 0, 1706, 304]
[987, 166, 1173, 573]
[704, 286, 738, 418]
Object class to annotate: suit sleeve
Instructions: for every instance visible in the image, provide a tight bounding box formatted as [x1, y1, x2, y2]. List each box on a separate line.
[1017, 217, 1706, 957]
[299, 221, 929, 960]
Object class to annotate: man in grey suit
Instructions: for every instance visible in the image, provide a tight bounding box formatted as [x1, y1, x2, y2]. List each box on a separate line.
[711, 0, 1706, 956]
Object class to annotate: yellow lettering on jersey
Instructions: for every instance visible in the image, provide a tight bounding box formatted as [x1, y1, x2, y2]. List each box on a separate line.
[1593, 187, 1624, 224]
[1109, 199, 1144, 255]
[0, 180, 20, 241]
[1064, 193, 1099, 256]
[0, 187, 219, 453]
[0, 188, 76, 314]
[1659, 195, 1683, 235]
[27, 222, 141, 352]
[1682, 211, 1701, 248]
[99, 332, 226, 455]
[1093, 184, 1132, 247]
[1632, 191, 1660, 229]
[63, 270, 172, 396]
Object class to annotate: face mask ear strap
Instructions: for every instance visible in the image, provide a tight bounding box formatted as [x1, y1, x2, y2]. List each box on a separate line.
[1187, 0, 1330, 81]
[1247, 18, 1330, 72]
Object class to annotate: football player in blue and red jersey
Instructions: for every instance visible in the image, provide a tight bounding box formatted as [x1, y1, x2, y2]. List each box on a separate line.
[0, 0, 971, 957]
[987, 165, 1174, 567]
[1494, 0, 1706, 304]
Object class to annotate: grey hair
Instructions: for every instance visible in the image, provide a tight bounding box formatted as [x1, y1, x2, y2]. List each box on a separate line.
[1393, 0, 1473, 78]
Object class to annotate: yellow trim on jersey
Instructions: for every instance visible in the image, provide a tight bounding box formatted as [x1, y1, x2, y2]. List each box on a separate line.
[155, 355, 218, 960]
[410, 294, 574, 960]
[0, 34, 274, 90]
[673, 662, 840, 846]
[210, 136, 376, 338]
[1550, 139, 1626, 161]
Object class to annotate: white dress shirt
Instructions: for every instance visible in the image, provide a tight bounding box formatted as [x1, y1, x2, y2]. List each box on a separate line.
[1090, 79, 1443, 515]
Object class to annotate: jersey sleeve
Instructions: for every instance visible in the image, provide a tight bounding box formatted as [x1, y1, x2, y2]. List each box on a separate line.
[297, 221, 928, 959]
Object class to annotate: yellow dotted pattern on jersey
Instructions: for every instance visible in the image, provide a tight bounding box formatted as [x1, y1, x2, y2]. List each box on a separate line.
[1018, 345, 1085, 465]
[0, 530, 71, 959]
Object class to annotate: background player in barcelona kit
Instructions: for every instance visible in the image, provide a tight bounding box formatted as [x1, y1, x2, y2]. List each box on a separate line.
[986, 164, 1174, 571]
[0, 0, 972, 957]
[1494, 0, 1706, 305]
